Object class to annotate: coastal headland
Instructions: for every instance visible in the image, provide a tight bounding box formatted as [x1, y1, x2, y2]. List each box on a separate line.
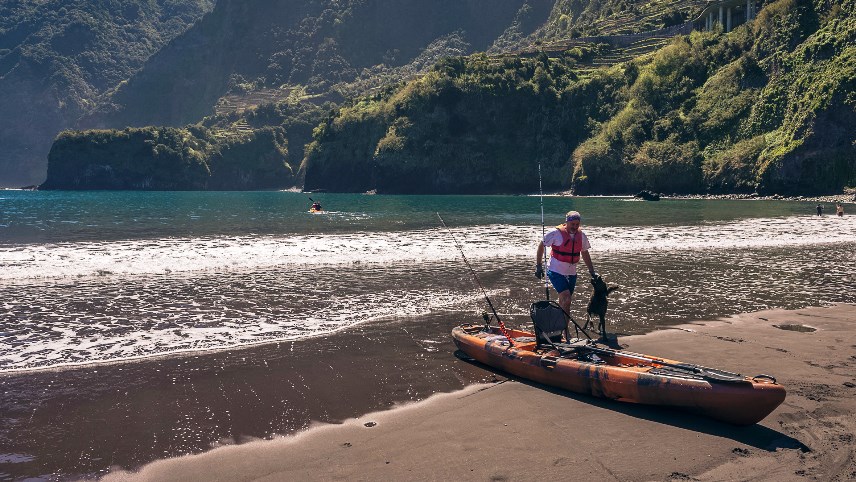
[103, 304, 856, 481]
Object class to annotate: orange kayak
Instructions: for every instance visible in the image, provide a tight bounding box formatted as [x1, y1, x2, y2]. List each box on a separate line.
[452, 325, 785, 425]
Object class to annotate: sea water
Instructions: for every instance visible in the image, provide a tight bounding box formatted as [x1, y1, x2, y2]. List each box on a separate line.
[1, 191, 855, 372]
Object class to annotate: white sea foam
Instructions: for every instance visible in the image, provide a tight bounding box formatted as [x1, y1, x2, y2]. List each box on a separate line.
[2, 215, 855, 372]
[0, 279, 490, 372]
[1, 215, 854, 281]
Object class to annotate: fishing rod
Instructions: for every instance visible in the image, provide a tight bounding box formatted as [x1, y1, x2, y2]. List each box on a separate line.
[538, 162, 549, 301]
[436, 213, 515, 347]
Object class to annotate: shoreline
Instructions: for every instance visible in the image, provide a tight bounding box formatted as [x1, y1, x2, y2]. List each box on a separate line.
[101, 304, 856, 481]
[7, 187, 856, 204]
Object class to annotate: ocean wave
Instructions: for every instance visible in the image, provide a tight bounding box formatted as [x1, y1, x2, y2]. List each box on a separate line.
[1, 215, 853, 281]
[0, 271, 490, 372]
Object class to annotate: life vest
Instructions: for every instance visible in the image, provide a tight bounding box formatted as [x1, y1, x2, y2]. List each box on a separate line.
[550, 225, 582, 264]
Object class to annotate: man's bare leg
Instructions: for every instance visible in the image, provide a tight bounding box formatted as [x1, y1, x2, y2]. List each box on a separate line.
[557, 289, 573, 340]
[557, 289, 572, 315]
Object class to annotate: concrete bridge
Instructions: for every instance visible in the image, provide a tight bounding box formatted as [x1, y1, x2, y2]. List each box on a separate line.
[695, 0, 759, 32]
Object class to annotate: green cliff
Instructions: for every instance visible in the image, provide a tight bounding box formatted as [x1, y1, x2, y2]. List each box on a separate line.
[302, 0, 855, 195]
[0, 0, 213, 187]
[39, 0, 855, 194]
[42, 0, 552, 190]
[42, 126, 292, 190]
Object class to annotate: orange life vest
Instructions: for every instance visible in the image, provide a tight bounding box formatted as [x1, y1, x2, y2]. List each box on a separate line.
[550, 225, 582, 264]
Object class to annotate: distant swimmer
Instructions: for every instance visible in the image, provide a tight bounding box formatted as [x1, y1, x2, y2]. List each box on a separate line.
[837, 203, 844, 217]
[816, 204, 823, 216]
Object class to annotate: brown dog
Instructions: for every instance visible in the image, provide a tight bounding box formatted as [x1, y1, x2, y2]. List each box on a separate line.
[585, 274, 619, 340]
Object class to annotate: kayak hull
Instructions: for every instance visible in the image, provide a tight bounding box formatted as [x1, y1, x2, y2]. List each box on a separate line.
[452, 325, 786, 425]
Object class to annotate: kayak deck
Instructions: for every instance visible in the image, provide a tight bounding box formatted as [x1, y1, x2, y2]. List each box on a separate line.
[452, 325, 786, 425]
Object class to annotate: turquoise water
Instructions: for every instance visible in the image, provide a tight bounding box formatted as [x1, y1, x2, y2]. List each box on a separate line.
[0, 190, 832, 243]
[1, 190, 855, 371]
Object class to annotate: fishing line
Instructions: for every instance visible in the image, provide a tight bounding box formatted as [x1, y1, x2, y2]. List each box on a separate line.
[436, 213, 515, 346]
[538, 162, 550, 300]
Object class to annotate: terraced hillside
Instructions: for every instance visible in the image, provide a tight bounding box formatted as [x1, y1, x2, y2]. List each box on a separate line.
[537, 0, 708, 39]
[300, 0, 855, 195]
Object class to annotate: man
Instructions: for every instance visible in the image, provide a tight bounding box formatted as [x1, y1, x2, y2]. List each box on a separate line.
[535, 211, 596, 316]
[816, 204, 823, 216]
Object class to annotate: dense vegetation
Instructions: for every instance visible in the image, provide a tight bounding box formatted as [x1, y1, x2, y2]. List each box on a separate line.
[42, 126, 293, 190]
[38, 0, 854, 194]
[0, 0, 213, 186]
[32, 0, 552, 189]
[303, 52, 601, 193]
[573, 0, 855, 194]
[302, 0, 855, 195]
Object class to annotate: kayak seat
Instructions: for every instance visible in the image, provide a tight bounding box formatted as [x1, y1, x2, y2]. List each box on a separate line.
[530, 300, 570, 349]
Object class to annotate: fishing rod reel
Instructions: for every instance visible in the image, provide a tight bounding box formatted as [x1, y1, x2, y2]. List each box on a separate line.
[482, 311, 493, 330]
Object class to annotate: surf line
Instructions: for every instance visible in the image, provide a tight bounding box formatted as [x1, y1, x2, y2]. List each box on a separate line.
[436, 213, 515, 346]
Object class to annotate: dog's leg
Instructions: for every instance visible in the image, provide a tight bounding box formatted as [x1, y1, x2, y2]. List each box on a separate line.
[598, 314, 607, 340]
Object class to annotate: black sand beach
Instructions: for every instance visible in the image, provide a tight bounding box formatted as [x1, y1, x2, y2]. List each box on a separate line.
[100, 304, 856, 482]
[4, 304, 854, 480]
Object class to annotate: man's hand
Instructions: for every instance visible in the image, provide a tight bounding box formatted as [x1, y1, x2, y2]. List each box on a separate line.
[535, 264, 544, 279]
[590, 270, 598, 279]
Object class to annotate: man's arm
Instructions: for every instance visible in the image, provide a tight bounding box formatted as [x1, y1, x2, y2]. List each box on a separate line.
[581, 250, 595, 277]
[534, 241, 546, 279]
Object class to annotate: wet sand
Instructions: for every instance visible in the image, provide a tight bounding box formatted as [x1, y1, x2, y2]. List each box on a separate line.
[0, 311, 495, 480]
[100, 304, 856, 481]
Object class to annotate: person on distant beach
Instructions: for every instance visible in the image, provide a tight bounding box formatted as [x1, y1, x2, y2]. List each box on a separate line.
[535, 211, 596, 316]
[816, 204, 823, 216]
[837, 203, 844, 217]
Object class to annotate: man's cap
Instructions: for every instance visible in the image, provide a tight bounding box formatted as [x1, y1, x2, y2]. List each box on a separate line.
[566, 211, 581, 222]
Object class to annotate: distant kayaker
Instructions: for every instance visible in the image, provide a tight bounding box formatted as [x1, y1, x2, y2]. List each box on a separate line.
[311, 201, 322, 211]
[816, 204, 823, 216]
[535, 211, 597, 316]
[837, 203, 844, 217]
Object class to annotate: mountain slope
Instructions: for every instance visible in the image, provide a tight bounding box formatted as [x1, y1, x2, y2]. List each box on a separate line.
[0, 0, 213, 187]
[44, 0, 717, 191]
[88, 0, 546, 129]
[300, 0, 855, 195]
[44, 0, 555, 190]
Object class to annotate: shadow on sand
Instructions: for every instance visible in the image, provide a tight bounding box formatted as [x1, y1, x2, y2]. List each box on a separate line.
[453, 350, 809, 453]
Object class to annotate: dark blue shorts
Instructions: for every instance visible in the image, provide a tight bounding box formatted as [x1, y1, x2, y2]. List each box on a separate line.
[547, 271, 577, 295]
